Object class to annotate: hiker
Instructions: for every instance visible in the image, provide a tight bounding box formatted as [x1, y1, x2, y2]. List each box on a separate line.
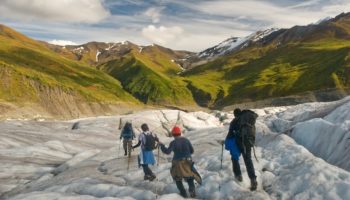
[120, 122, 135, 156]
[158, 126, 202, 198]
[132, 123, 157, 181]
[225, 108, 258, 191]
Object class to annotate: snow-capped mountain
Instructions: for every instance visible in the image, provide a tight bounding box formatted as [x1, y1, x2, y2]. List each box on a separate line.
[1, 96, 350, 199]
[179, 28, 280, 69]
[197, 28, 279, 60]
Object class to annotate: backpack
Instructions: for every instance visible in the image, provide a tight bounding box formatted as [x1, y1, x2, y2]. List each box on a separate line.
[143, 133, 157, 151]
[236, 110, 258, 147]
[121, 126, 134, 139]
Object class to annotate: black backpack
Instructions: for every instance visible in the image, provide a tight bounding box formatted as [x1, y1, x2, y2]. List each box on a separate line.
[143, 133, 157, 151]
[237, 110, 258, 147]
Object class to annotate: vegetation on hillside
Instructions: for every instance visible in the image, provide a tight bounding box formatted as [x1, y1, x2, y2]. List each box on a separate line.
[98, 55, 195, 106]
[0, 25, 139, 106]
[2, 13, 350, 112]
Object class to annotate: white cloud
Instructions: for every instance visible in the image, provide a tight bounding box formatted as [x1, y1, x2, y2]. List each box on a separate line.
[321, 2, 350, 14]
[287, 0, 321, 9]
[142, 25, 184, 45]
[144, 7, 164, 23]
[0, 0, 109, 23]
[2, 0, 350, 52]
[48, 40, 77, 46]
[178, 0, 348, 28]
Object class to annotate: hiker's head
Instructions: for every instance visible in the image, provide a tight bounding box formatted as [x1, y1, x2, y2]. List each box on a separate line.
[124, 122, 132, 129]
[141, 123, 149, 132]
[172, 126, 181, 137]
[234, 108, 242, 117]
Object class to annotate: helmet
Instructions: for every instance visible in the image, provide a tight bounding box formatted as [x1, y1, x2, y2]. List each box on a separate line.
[172, 126, 181, 136]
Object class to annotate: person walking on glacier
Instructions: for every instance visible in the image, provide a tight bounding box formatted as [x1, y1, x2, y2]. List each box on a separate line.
[158, 126, 202, 198]
[132, 123, 157, 181]
[224, 108, 258, 191]
[120, 122, 135, 156]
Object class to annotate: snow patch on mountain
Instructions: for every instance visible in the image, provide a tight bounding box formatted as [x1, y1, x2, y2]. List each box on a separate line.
[198, 37, 246, 59]
[197, 28, 279, 60]
[313, 16, 333, 25]
[96, 51, 101, 62]
[105, 43, 117, 51]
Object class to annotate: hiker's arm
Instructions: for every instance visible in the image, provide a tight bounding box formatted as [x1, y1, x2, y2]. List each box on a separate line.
[133, 140, 141, 149]
[160, 142, 173, 154]
[189, 141, 194, 154]
[228, 120, 234, 136]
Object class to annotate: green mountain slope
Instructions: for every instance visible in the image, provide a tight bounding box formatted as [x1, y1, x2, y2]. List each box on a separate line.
[2, 12, 350, 115]
[0, 24, 140, 118]
[97, 55, 195, 107]
[47, 40, 198, 108]
[183, 13, 350, 108]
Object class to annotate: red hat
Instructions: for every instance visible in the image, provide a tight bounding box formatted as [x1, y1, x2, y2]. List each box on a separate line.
[172, 126, 181, 136]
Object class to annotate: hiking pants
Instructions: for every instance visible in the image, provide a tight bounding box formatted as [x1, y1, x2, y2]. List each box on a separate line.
[141, 164, 153, 176]
[175, 178, 195, 198]
[231, 158, 241, 177]
[123, 139, 132, 156]
[232, 146, 256, 180]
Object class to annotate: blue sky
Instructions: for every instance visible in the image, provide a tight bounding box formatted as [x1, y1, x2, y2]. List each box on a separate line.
[0, 0, 349, 51]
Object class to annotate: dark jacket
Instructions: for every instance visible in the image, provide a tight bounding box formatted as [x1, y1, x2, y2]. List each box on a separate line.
[226, 117, 240, 139]
[160, 137, 194, 160]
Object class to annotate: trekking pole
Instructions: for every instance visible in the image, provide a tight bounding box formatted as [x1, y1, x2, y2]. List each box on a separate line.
[252, 146, 259, 162]
[155, 145, 160, 199]
[217, 140, 224, 191]
[157, 144, 160, 167]
[118, 139, 121, 157]
[127, 151, 131, 172]
[220, 141, 224, 170]
[127, 141, 132, 172]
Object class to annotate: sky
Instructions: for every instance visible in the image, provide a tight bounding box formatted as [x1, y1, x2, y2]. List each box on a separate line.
[0, 0, 349, 52]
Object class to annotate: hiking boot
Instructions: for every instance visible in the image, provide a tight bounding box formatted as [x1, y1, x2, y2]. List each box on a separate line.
[149, 174, 156, 181]
[179, 191, 188, 198]
[250, 179, 258, 191]
[144, 175, 151, 180]
[235, 175, 243, 182]
[189, 189, 196, 198]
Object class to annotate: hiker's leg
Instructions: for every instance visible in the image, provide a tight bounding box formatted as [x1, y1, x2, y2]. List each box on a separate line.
[242, 146, 256, 180]
[141, 164, 153, 176]
[141, 164, 149, 175]
[175, 180, 187, 198]
[127, 140, 132, 156]
[231, 158, 242, 176]
[123, 140, 127, 155]
[187, 178, 196, 197]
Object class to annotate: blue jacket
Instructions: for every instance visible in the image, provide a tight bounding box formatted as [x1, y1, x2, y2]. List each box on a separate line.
[160, 137, 194, 160]
[225, 137, 241, 160]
